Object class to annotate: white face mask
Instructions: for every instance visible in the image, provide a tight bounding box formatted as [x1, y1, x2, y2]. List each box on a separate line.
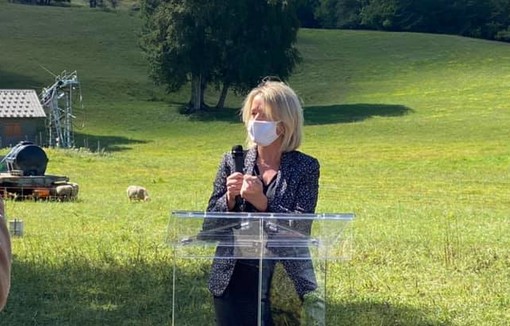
[248, 120, 280, 147]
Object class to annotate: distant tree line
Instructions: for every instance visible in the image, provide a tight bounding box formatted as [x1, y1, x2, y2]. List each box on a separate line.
[8, 0, 69, 5]
[297, 0, 510, 42]
[12, 0, 117, 8]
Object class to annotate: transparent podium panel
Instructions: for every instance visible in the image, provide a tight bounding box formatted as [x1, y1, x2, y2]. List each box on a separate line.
[168, 211, 354, 326]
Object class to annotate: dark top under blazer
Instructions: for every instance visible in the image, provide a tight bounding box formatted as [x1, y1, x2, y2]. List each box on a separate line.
[205, 147, 320, 297]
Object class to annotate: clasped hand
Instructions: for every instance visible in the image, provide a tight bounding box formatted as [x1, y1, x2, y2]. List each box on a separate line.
[226, 172, 267, 210]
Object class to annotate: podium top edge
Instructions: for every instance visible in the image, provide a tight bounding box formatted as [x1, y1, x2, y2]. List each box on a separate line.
[171, 210, 355, 220]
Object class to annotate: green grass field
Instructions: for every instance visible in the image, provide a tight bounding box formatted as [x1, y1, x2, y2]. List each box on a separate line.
[0, 1, 509, 325]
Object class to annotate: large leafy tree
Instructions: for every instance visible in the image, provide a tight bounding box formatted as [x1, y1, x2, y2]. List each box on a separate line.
[139, 0, 219, 112]
[211, 0, 302, 109]
[140, 0, 301, 112]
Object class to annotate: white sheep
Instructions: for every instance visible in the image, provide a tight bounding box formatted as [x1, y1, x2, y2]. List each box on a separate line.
[56, 184, 74, 201]
[126, 185, 150, 202]
[69, 182, 79, 199]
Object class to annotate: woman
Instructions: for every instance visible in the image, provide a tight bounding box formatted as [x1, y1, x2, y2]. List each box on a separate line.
[0, 197, 11, 310]
[204, 78, 320, 326]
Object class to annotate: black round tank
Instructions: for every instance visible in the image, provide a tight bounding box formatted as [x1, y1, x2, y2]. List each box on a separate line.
[4, 141, 48, 176]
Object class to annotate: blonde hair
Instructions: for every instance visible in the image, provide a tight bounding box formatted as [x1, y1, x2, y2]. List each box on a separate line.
[241, 81, 304, 152]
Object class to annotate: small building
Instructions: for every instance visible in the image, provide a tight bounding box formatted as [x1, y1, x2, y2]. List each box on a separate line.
[0, 89, 46, 147]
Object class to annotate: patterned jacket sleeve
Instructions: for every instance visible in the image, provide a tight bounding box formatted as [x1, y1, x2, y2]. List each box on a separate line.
[206, 153, 230, 213]
[200, 154, 236, 235]
[268, 154, 320, 236]
[273, 154, 320, 298]
[291, 157, 319, 236]
[298, 157, 320, 214]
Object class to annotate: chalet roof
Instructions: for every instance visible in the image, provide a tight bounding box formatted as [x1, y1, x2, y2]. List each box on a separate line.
[0, 89, 46, 118]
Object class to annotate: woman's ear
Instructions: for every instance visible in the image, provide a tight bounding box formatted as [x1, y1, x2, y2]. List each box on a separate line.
[277, 122, 285, 136]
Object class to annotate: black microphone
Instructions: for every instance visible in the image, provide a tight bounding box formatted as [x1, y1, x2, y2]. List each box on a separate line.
[231, 145, 244, 211]
[232, 145, 244, 173]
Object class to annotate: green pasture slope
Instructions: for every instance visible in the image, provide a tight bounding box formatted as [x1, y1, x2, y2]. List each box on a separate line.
[0, 1, 509, 325]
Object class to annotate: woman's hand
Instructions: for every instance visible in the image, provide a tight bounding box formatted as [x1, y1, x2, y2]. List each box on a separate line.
[226, 172, 244, 210]
[241, 175, 267, 211]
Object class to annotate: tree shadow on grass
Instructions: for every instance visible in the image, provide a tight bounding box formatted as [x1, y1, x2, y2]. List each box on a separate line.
[2, 258, 448, 326]
[304, 103, 413, 125]
[2, 258, 174, 325]
[182, 103, 413, 125]
[73, 132, 150, 152]
[181, 104, 243, 124]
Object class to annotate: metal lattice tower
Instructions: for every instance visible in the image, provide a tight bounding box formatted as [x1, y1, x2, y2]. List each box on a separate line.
[40, 71, 81, 148]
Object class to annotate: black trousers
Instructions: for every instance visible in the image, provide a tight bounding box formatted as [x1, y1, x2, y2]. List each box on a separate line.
[213, 260, 275, 326]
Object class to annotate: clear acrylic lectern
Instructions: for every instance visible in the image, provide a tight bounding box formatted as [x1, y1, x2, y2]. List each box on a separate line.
[168, 211, 354, 326]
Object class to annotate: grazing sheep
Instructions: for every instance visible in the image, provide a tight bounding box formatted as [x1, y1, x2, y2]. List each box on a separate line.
[69, 182, 79, 199]
[56, 184, 73, 201]
[126, 185, 150, 202]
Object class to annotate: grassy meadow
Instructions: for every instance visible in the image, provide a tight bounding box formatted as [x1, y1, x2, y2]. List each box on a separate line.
[0, 1, 509, 325]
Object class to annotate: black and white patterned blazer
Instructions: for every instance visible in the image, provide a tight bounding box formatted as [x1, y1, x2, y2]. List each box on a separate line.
[204, 146, 320, 297]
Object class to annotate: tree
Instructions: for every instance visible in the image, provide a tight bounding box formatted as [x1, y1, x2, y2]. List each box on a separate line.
[140, 0, 219, 112]
[211, 0, 302, 109]
[140, 0, 302, 113]
[296, 0, 321, 28]
[360, 0, 399, 30]
[335, 0, 363, 29]
[315, 0, 341, 28]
